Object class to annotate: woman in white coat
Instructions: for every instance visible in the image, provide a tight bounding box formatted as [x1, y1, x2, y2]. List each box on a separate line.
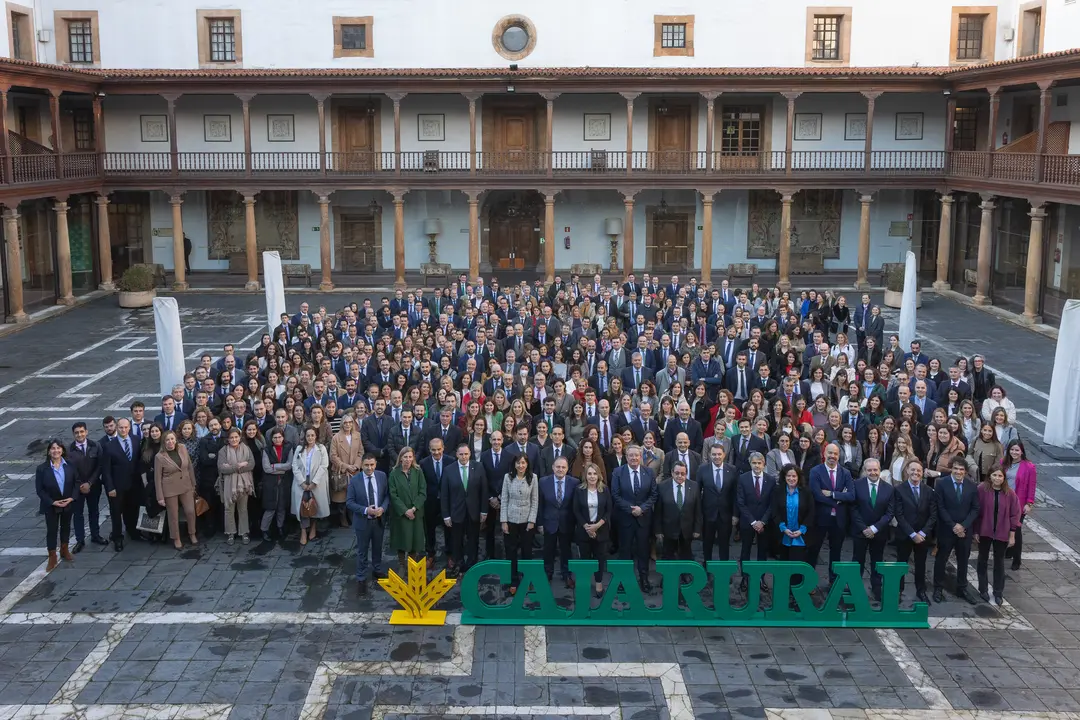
[291, 426, 331, 545]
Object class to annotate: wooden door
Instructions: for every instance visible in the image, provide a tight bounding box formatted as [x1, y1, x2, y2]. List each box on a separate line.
[340, 108, 375, 171]
[107, 196, 148, 276]
[649, 214, 689, 268]
[494, 109, 535, 171]
[338, 215, 377, 271]
[656, 107, 691, 171]
[489, 217, 538, 269]
[1011, 97, 1038, 138]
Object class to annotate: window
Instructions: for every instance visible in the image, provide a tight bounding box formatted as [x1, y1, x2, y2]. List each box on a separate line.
[197, 9, 242, 67]
[953, 106, 979, 151]
[490, 14, 535, 61]
[653, 14, 693, 57]
[67, 19, 92, 62]
[720, 106, 763, 154]
[209, 18, 235, 62]
[949, 6, 995, 64]
[333, 16, 374, 58]
[661, 23, 686, 48]
[805, 7, 851, 65]
[73, 108, 93, 150]
[54, 10, 99, 65]
[812, 16, 840, 60]
[8, 3, 35, 61]
[1019, 1, 1045, 57]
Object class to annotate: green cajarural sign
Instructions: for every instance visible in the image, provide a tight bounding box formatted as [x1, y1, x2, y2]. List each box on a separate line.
[460, 560, 929, 628]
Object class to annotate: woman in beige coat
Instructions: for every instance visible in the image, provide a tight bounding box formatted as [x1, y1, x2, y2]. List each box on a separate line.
[154, 430, 199, 550]
[329, 415, 363, 528]
[217, 427, 256, 545]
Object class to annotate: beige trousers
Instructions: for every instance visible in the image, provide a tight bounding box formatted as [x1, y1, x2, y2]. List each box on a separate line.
[224, 495, 250, 536]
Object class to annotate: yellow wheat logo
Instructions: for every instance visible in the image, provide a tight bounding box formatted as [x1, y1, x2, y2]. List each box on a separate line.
[378, 556, 456, 625]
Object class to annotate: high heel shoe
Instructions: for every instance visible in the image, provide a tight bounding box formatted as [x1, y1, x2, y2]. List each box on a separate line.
[174, 540, 183, 550]
[188, 536, 199, 546]
[300, 531, 308, 545]
[309, 526, 318, 540]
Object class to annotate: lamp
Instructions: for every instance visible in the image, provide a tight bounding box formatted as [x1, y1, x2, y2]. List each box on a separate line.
[368, 198, 382, 215]
[423, 218, 443, 264]
[604, 217, 623, 273]
[656, 193, 669, 218]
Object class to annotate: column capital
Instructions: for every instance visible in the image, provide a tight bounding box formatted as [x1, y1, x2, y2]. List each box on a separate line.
[0, 85, 10, 95]
[987, 86, 1002, 99]
[698, 189, 720, 201]
[1037, 79, 1055, 93]
[2, 206, 19, 220]
[782, 91, 802, 102]
[700, 91, 722, 102]
[858, 192, 875, 204]
[94, 194, 110, 206]
[860, 90, 884, 100]
[462, 92, 484, 103]
[310, 92, 330, 103]
[619, 92, 641, 102]
[316, 192, 332, 205]
[619, 188, 640, 202]
[538, 188, 560, 201]
[241, 192, 258, 204]
[386, 92, 408, 103]
[48, 87, 63, 99]
[1029, 203, 1048, 218]
[235, 92, 256, 104]
[938, 192, 955, 205]
[777, 190, 796, 203]
[979, 197, 996, 211]
[53, 200, 70, 212]
[162, 92, 182, 106]
[389, 188, 408, 203]
[169, 192, 184, 205]
[539, 92, 561, 102]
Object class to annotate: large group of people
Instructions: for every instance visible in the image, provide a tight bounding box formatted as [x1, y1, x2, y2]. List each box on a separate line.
[35, 272, 1037, 606]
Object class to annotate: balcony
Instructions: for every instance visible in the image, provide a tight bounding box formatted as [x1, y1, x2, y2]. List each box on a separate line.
[0, 150, 1078, 191]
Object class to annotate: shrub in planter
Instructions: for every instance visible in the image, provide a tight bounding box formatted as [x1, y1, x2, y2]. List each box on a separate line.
[882, 262, 921, 308]
[117, 265, 157, 308]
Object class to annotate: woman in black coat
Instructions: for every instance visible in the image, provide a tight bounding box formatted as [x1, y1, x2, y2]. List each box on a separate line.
[36, 439, 76, 571]
[260, 428, 295, 539]
[572, 461, 612, 598]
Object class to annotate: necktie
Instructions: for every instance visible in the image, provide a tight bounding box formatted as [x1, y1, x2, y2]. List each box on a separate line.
[494, 452, 500, 466]
[404, 428, 410, 445]
[461, 464, 469, 489]
[635, 369, 641, 386]
[851, 415, 857, 429]
[738, 370, 745, 398]
[714, 468, 722, 489]
[123, 439, 131, 460]
[913, 485, 920, 502]
[681, 453, 687, 468]
[602, 421, 609, 447]
[556, 479, 563, 504]
[676, 483, 684, 508]
[870, 482, 877, 506]
[632, 470, 639, 494]
[829, 468, 836, 489]
[367, 475, 377, 505]
[754, 475, 762, 498]
[554, 446, 560, 458]
[78, 443, 85, 453]
[955, 482, 963, 499]
[741, 437, 747, 455]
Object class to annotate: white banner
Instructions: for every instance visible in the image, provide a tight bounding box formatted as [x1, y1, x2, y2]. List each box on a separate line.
[263, 251, 286, 336]
[898, 250, 918, 352]
[1045, 299, 1080, 449]
[152, 296, 186, 397]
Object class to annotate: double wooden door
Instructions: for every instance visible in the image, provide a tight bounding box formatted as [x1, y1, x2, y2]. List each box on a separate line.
[488, 104, 539, 172]
[489, 217, 539, 269]
[339, 107, 376, 171]
[655, 106, 692, 171]
[648, 214, 690, 268]
[337, 214, 377, 271]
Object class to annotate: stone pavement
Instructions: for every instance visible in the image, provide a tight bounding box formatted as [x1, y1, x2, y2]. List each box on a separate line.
[0, 292, 1080, 719]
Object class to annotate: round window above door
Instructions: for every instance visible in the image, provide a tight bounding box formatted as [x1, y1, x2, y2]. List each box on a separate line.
[492, 15, 537, 61]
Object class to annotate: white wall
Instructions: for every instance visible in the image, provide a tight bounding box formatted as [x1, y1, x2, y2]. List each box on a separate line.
[10, 0, 1030, 70]
[1044, 0, 1080, 54]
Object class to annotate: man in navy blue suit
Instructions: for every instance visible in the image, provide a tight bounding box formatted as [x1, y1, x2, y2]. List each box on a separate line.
[933, 456, 980, 605]
[100, 418, 142, 552]
[850, 458, 894, 601]
[611, 445, 658, 591]
[538, 456, 577, 586]
[620, 353, 654, 392]
[480, 430, 511, 560]
[735, 452, 776, 592]
[152, 396, 187, 433]
[808, 443, 856, 583]
[729, 418, 769, 474]
[440, 444, 488, 576]
[345, 453, 390, 594]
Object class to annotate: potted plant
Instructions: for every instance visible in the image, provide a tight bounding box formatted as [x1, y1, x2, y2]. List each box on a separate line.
[117, 265, 157, 308]
[882, 263, 922, 309]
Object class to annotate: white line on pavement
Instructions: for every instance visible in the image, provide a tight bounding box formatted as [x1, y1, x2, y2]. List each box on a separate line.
[0, 560, 50, 614]
[1025, 517, 1080, 571]
[874, 628, 952, 710]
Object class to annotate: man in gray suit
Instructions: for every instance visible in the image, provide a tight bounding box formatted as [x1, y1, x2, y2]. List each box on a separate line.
[345, 453, 390, 594]
[654, 354, 686, 397]
[606, 337, 629, 376]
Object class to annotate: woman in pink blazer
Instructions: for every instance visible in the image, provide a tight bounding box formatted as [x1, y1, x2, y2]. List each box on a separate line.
[1001, 440, 1036, 571]
[975, 468, 1021, 605]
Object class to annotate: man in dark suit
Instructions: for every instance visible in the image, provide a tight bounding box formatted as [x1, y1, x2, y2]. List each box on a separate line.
[440, 444, 488, 576]
[629, 405, 661, 447]
[729, 418, 769, 474]
[850, 458, 894, 601]
[420, 408, 463, 461]
[892, 459, 937, 603]
[933, 456, 980, 604]
[345, 454, 390, 593]
[611, 445, 658, 591]
[361, 399, 395, 474]
[723, 352, 756, 404]
[419, 438, 450, 560]
[68, 422, 107, 552]
[698, 445, 737, 563]
[654, 461, 701, 562]
[662, 432, 702, 482]
[153, 396, 187, 433]
[100, 418, 142, 552]
[506, 425, 541, 469]
[935, 366, 973, 406]
[538, 456, 577, 585]
[735, 452, 776, 592]
[481, 430, 511, 560]
[841, 399, 871, 444]
[808, 443, 856, 583]
[386, 408, 422, 460]
[539, 426, 576, 478]
[663, 404, 704, 451]
[851, 294, 876, 349]
[620, 353, 654, 392]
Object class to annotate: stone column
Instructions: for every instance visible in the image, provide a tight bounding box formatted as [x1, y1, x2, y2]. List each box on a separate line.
[0, 88, 11, 184]
[242, 193, 259, 290]
[777, 192, 795, 292]
[2, 208, 27, 322]
[467, 191, 481, 279]
[95, 195, 114, 290]
[312, 93, 328, 176]
[985, 87, 1000, 177]
[392, 189, 407, 289]
[54, 200, 75, 305]
[621, 190, 636, 277]
[700, 191, 714, 285]
[856, 193, 873, 290]
[702, 92, 719, 173]
[389, 93, 406, 176]
[170, 193, 187, 290]
[541, 93, 559, 177]
[49, 89, 63, 178]
[318, 193, 333, 290]
[165, 94, 180, 177]
[620, 92, 640, 174]
[1034, 82, 1053, 183]
[238, 93, 254, 176]
[782, 92, 801, 175]
[464, 93, 481, 175]
[973, 197, 995, 305]
[861, 91, 881, 173]
[933, 194, 954, 290]
[541, 190, 556, 283]
[1023, 204, 1048, 323]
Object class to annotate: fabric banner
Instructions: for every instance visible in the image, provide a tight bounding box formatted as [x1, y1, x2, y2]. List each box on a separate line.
[152, 296, 186, 397]
[898, 250, 918, 352]
[1044, 299, 1080, 449]
[263, 251, 286, 336]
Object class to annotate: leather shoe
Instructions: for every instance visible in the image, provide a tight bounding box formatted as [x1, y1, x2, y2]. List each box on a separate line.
[739, 577, 749, 593]
[72, 541, 85, 554]
[1011, 560, 1021, 571]
[563, 575, 575, 589]
[994, 594, 1004, 606]
[916, 590, 931, 605]
[90, 536, 108, 546]
[959, 588, 978, 605]
[932, 589, 945, 603]
[113, 538, 124, 552]
[357, 580, 368, 595]
[979, 589, 991, 603]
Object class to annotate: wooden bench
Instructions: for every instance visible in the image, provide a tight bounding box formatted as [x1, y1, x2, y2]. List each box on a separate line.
[963, 268, 978, 292]
[420, 262, 452, 287]
[282, 263, 312, 287]
[570, 263, 603, 277]
[134, 263, 167, 288]
[727, 262, 759, 284]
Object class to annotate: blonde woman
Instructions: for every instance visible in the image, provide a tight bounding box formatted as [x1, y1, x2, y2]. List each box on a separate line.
[330, 415, 363, 528]
[154, 430, 198, 549]
[216, 428, 256, 545]
[389, 446, 426, 570]
[573, 462, 611, 597]
[292, 426, 331, 545]
[885, 433, 918, 485]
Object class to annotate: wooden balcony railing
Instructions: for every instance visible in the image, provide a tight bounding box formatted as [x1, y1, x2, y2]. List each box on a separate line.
[2, 150, 1080, 188]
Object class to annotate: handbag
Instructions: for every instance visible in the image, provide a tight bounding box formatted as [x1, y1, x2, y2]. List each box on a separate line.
[194, 494, 210, 516]
[137, 506, 166, 534]
[300, 489, 318, 518]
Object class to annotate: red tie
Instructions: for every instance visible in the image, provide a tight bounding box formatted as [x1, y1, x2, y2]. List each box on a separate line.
[829, 468, 836, 489]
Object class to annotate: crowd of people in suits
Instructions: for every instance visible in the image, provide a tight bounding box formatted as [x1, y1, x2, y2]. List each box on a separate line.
[35, 272, 1036, 605]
